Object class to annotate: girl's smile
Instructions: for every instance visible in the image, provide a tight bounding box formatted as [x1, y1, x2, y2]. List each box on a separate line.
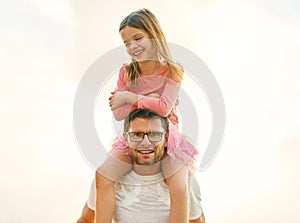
[120, 26, 157, 62]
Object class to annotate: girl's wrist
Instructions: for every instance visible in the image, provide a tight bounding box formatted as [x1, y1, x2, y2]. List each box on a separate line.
[126, 91, 137, 105]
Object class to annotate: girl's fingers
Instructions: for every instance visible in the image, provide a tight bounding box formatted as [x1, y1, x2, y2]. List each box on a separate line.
[109, 95, 114, 101]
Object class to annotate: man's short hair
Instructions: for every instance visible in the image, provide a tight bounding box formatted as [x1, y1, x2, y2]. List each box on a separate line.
[124, 109, 169, 132]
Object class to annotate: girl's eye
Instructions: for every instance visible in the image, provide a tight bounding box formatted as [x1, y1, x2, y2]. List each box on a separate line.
[124, 37, 143, 48]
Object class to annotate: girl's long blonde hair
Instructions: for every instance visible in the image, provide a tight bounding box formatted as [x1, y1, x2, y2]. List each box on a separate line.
[119, 8, 184, 86]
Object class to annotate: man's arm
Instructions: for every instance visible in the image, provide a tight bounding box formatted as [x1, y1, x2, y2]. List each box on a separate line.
[189, 212, 206, 223]
[188, 174, 206, 223]
[76, 203, 95, 223]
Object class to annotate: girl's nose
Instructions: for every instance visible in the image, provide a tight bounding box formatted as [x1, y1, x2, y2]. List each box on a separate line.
[129, 41, 138, 50]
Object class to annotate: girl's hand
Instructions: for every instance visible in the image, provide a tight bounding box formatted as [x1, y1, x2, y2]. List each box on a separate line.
[109, 91, 127, 110]
[147, 93, 161, 98]
[109, 91, 137, 110]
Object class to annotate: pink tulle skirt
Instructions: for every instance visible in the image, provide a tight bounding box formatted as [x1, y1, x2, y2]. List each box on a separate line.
[110, 121, 199, 174]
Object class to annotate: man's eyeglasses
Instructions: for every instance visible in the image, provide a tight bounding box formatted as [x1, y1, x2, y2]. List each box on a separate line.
[126, 131, 166, 142]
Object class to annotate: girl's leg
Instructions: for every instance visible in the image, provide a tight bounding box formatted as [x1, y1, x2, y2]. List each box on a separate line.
[162, 155, 189, 223]
[95, 152, 132, 223]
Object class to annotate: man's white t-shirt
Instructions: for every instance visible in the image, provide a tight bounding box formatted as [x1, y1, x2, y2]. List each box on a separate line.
[87, 171, 203, 223]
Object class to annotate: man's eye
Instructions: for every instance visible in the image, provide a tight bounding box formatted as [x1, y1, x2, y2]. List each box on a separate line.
[133, 132, 143, 137]
[135, 37, 142, 41]
[150, 132, 160, 137]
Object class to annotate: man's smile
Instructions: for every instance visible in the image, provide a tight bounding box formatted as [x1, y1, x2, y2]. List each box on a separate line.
[135, 149, 155, 154]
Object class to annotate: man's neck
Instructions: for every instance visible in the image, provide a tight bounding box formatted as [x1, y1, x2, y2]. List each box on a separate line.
[133, 162, 161, 176]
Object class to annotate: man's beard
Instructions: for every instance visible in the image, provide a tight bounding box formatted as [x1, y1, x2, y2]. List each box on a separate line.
[132, 154, 161, 166]
[130, 146, 164, 166]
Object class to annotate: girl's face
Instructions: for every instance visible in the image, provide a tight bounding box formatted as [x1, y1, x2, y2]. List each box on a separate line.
[120, 26, 157, 62]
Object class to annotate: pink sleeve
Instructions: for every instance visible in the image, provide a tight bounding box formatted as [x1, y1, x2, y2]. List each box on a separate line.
[137, 80, 180, 117]
[112, 66, 137, 121]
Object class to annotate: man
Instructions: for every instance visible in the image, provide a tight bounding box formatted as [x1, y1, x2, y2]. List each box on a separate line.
[77, 109, 205, 223]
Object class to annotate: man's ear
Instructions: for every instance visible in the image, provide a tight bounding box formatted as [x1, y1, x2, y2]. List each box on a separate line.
[123, 132, 129, 146]
[164, 132, 169, 147]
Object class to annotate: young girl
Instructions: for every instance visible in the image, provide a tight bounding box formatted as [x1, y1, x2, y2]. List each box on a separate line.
[96, 8, 199, 223]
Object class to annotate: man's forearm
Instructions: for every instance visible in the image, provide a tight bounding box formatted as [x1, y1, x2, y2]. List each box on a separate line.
[189, 213, 206, 223]
[76, 203, 95, 223]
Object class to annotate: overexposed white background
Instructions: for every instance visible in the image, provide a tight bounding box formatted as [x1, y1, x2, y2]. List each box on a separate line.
[1, 0, 299, 222]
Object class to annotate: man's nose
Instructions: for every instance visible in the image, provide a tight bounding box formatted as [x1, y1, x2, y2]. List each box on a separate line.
[140, 134, 151, 144]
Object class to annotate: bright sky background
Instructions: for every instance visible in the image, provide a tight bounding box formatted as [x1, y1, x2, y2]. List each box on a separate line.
[1, 0, 299, 222]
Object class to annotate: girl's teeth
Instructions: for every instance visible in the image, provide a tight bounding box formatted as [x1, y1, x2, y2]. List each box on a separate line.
[134, 50, 143, 56]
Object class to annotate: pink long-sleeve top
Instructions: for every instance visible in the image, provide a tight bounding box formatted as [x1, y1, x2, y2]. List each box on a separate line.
[112, 64, 180, 124]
